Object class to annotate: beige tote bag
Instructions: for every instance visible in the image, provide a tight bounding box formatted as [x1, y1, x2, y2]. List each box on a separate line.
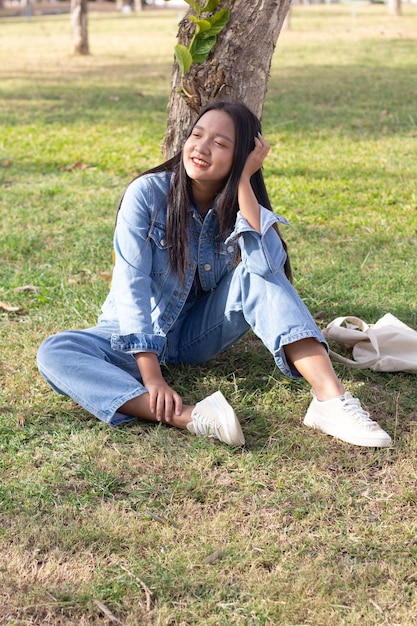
[323, 313, 417, 373]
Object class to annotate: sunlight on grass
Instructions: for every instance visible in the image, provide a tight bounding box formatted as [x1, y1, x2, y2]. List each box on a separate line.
[1, 4, 417, 625]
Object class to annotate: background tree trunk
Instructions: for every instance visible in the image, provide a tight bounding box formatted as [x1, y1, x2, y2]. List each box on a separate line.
[71, 0, 90, 55]
[387, 0, 401, 16]
[162, 0, 291, 158]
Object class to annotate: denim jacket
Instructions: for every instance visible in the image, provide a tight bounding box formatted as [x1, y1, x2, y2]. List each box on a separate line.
[99, 170, 289, 356]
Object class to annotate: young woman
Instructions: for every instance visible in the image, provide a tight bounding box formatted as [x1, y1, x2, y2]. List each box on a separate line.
[37, 101, 391, 448]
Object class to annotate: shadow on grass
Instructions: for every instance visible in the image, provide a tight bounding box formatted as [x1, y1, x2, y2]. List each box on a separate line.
[265, 63, 416, 138]
[1, 78, 171, 127]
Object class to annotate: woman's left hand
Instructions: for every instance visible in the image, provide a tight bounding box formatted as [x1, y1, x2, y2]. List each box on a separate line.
[241, 133, 270, 180]
[237, 133, 270, 232]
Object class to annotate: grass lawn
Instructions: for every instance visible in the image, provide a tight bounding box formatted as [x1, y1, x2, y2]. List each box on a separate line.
[1, 4, 417, 624]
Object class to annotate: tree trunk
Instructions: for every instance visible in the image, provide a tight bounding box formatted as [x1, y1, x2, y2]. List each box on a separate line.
[282, 5, 291, 31]
[71, 0, 90, 55]
[387, 0, 401, 16]
[162, 0, 291, 158]
[22, 0, 32, 19]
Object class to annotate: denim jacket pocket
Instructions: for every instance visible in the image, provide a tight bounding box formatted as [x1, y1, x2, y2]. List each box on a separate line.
[148, 223, 170, 278]
[214, 238, 239, 283]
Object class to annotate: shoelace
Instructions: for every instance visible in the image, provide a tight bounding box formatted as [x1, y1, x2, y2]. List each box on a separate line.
[192, 412, 221, 439]
[340, 395, 376, 427]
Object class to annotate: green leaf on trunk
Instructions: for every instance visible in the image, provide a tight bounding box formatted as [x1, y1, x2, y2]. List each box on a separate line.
[174, 44, 193, 75]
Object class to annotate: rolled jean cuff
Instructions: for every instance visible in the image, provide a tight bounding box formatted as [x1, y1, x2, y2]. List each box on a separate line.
[275, 331, 328, 380]
[101, 388, 149, 426]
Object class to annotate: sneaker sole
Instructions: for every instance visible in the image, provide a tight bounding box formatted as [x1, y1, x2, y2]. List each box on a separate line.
[303, 412, 392, 448]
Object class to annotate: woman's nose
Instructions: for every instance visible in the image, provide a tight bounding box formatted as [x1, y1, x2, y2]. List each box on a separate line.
[196, 140, 210, 154]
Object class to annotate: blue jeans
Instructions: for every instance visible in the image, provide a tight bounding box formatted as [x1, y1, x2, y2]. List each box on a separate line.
[37, 263, 325, 426]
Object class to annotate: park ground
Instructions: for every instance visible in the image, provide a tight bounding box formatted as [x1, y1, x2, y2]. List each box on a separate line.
[1, 4, 417, 625]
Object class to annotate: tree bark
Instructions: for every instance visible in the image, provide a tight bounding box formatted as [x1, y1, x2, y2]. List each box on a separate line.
[71, 0, 90, 55]
[162, 0, 291, 158]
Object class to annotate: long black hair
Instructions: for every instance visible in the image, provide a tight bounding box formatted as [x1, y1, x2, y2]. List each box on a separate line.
[125, 101, 292, 282]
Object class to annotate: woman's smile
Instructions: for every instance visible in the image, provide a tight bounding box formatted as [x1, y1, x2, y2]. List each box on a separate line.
[191, 155, 211, 169]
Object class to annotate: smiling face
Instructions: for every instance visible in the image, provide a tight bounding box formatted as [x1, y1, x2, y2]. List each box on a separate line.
[182, 109, 236, 201]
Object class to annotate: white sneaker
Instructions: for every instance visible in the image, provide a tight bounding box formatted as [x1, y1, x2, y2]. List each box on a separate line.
[187, 391, 245, 447]
[303, 391, 392, 447]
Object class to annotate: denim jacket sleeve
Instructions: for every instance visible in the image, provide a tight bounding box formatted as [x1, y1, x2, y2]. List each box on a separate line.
[226, 205, 290, 276]
[109, 174, 167, 355]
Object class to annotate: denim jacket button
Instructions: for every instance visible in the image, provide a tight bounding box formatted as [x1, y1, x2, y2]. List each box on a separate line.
[203, 263, 212, 271]
[227, 245, 234, 253]
[160, 238, 166, 247]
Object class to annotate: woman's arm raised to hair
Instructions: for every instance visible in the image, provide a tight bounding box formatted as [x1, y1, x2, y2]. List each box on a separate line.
[237, 133, 270, 232]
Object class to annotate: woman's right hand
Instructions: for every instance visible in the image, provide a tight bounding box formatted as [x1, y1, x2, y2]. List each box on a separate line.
[135, 352, 183, 423]
[144, 379, 183, 423]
